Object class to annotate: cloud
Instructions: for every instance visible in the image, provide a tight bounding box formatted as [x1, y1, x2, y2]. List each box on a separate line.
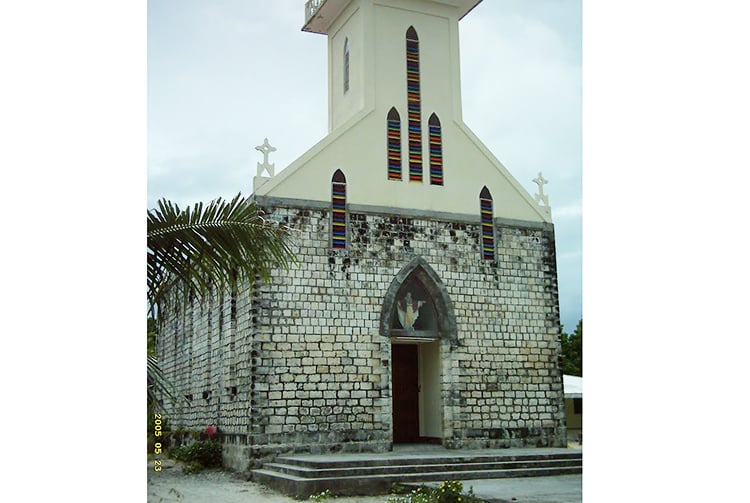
[147, 153, 250, 209]
[553, 199, 582, 219]
[148, 0, 328, 206]
[460, 3, 582, 200]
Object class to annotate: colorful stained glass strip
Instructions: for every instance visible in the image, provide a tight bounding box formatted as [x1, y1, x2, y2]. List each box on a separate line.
[429, 123, 443, 185]
[406, 35, 422, 182]
[332, 182, 347, 248]
[480, 197, 494, 260]
[387, 119, 401, 180]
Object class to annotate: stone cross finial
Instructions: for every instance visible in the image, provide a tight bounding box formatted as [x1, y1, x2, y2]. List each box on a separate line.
[533, 172, 550, 208]
[255, 138, 277, 177]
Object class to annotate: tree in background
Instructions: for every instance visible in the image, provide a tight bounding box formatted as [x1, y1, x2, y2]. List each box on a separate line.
[561, 319, 582, 376]
[147, 193, 296, 410]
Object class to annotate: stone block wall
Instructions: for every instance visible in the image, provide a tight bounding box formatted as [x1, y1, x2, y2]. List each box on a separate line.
[157, 202, 566, 473]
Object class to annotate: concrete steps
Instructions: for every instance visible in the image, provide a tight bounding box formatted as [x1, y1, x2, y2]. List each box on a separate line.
[252, 448, 583, 498]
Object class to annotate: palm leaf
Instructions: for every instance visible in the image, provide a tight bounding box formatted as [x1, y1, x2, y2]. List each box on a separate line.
[147, 355, 186, 410]
[147, 193, 296, 311]
[147, 192, 297, 408]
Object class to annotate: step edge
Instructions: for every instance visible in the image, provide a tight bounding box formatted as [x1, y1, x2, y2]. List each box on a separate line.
[276, 453, 582, 468]
[262, 460, 582, 475]
[251, 466, 582, 484]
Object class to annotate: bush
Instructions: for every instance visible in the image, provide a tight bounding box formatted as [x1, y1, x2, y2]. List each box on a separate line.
[169, 428, 190, 446]
[168, 439, 222, 470]
[387, 481, 483, 503]
[434, 481, 475, 503]
[308, 489, 332, 501]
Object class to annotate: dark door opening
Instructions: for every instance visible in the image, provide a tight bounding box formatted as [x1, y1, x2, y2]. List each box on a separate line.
[392, 344, 419, 443]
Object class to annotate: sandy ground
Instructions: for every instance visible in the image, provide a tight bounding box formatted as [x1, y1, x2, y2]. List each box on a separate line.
[147, 447, 582, 502]
[147, 458, 390, 503]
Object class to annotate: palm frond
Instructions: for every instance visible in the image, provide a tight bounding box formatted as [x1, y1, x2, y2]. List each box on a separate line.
[146, 193, 297, 410]
[147, 355, 188, 410]
[147, 193, 296, 311]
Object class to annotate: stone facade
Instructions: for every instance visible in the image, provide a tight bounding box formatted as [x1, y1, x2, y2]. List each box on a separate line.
[157, 200, 567, 472]
[157, 0, 570, 475]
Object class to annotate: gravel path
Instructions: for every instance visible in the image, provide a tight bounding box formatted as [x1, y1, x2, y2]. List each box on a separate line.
[147, 459, 389, 503]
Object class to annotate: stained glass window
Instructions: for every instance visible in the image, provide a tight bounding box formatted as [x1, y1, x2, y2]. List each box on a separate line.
[428, 113, 443, 185]
[332, 170, 347, 249]
[406, 26, 422, 182]
[387, 107, 402, 180]
[480, 186, 494, 260]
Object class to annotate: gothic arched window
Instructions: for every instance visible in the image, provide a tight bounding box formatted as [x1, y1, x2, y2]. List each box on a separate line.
[387, 107, 402, 180]
[406, 26, 422, 182]
[332, 170, 347, 249]
[480, 186, 495, 260]
[428, 113, 443, 186]
[343, 38, 350, 93]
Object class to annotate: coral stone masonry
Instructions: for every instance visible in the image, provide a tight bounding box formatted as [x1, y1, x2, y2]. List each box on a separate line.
[156, 0, 569, 474]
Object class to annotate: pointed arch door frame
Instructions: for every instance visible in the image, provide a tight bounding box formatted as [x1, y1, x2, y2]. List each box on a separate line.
[380, 256, 456, 444]
[379, 256, 457, 343]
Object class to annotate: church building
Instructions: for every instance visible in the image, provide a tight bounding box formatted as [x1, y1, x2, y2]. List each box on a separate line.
[158, 0, 568, 473]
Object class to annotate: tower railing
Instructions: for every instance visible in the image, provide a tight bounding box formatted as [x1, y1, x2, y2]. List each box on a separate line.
[305, 0, 327, 24]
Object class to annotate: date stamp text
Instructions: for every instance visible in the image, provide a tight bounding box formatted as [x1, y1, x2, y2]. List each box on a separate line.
[153, 413, 163, 472]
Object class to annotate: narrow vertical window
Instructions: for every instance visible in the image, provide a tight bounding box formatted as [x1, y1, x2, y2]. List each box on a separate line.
[480, 186, 495, 260]
[343, 38, 350, 93]
[331, 170, 347, 249]
[428, 113, 443, 185]
[387, 107, 402, 180]
[406, 26, 422, 182]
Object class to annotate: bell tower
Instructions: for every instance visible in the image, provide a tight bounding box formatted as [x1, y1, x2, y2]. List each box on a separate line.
[303, 0, 482, 132]
[255, 0, 550, 225]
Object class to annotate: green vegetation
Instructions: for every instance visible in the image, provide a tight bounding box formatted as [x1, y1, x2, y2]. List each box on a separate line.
[308, 489, 333, 501]
[387, 480, 483, 503]
[561, 319, 582, 376]
[168, 439, 223, 472]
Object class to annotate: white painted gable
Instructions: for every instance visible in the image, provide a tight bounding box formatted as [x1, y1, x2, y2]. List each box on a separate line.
[255, 0, 551, 224]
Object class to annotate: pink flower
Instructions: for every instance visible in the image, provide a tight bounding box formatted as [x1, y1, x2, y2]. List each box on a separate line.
[206, 425, 216, 438]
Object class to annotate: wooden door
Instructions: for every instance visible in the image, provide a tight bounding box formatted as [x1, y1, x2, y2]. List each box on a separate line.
[392, 344, 419, 443]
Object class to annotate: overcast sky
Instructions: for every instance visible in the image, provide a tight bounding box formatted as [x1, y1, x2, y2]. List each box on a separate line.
[147, 0, 582, 332]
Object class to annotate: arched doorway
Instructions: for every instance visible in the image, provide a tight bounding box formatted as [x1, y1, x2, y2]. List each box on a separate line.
[380, 257, 456, 444]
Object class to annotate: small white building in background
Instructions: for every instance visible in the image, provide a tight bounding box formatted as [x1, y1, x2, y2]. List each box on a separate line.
[563, 374, 582, 443]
